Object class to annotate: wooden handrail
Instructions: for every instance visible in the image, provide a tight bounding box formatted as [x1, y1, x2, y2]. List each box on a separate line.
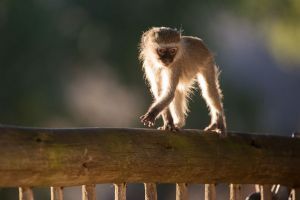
[0, 125, 299, 187]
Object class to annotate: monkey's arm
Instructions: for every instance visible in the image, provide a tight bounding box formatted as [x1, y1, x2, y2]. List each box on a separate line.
[140, 69, 179, 127]
[144, 66, 160, 99]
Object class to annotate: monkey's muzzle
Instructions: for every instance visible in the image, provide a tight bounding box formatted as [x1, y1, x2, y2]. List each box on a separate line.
[160, 56, 174, 66]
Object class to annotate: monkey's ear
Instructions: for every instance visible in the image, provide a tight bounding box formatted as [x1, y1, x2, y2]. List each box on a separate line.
[142, 31, 146, 37]
[140, 32, 146, 45]
[141, 35, 147, 47]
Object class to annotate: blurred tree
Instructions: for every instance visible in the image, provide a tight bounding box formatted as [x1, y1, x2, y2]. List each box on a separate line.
[0, 0, 300, 199]
[234, 0, 300, 68]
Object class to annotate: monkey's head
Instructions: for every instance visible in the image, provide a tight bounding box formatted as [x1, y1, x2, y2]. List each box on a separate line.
[140, 27, 181, 66]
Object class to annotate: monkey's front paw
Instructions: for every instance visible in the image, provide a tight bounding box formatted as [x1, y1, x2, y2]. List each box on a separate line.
[140, 112, 156, 127]
[158, 124, 179, 132]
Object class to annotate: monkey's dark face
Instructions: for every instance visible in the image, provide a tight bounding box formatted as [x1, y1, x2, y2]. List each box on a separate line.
[156, 47, 178, 66]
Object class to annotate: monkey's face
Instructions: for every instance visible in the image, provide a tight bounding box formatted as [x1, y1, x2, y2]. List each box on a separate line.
[156, 47, 178, 66]
[139, 27, 181, 66]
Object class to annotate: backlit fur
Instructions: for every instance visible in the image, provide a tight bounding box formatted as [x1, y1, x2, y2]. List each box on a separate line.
[139, 27, 226, 134]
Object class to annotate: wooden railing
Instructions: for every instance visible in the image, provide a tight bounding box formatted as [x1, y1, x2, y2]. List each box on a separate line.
[0, 125, 299, 200]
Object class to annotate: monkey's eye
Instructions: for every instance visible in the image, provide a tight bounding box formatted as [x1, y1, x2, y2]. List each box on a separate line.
[169, 47, 177, 55]
[157, 48, 166, 55]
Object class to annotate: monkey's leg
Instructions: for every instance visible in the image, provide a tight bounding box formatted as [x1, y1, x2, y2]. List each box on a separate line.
[169, 90, 187, 129]
[150, 75, 176, 131]
[197, 68, 226, 134]
[141, 69, 179, 127]
[140, 68, 162, 127]
[155, 83, 176, 131]
[158, 108, 178, 131]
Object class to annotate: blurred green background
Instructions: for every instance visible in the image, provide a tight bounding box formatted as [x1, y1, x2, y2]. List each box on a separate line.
[0, 0, 300, 199]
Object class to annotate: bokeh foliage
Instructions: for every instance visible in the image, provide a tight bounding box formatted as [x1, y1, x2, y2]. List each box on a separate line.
[0, 0, 300, 199]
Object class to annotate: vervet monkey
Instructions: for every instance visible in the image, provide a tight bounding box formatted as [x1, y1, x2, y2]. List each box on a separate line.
[139, 27, 226, 134]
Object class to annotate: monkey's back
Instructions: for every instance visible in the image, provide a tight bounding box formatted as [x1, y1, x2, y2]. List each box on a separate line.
[177, 36, 214, 84]
[181, 36, 213, 64]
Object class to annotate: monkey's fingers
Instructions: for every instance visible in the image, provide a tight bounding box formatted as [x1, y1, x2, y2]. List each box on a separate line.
[140, 115, 146, 120]
[143, 121, 153, 127]
[140, 114, 149, 123]
[149, 122, 154, 127]
[142, 119, 149, 126]
[145, 120, 154, 127]
[140, 116, 155, 128]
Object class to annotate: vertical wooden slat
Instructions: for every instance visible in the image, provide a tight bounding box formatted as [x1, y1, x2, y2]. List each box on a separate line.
[205, 184, 216, 200]
[51, 187, 63, 200]
[114, 183, 126, 200]
[291, 134, 300, 199]
[230, 184, 241, 200]
[176, 183, 188, 200]
[255, 184, 260, 193]
[82, 185, 96, 200]
[291, 188, 300, 200]
[19, 187, 34, 200]
[260, 185, 272, 200]
[144, 183, 157, 200]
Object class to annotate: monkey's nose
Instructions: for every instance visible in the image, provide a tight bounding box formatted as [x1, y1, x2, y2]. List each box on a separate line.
[163, 59, 173, 65]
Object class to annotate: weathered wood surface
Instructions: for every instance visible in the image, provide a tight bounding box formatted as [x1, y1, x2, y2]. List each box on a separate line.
[82, 185, 96, 200]
[260, 185, 272, 200]
[0, 126, 300, 187]
[19, 187, 33, 200]
[176, 183, 188, 200]
[205, 184, 216, 200]
[114, 183, 126, 200]
[144, 183, 157, 200]
[230, 184, 241, 200]
[291, 188, 300, 200]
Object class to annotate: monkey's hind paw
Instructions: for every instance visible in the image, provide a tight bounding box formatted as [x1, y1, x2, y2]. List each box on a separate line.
[204, 123, 227, 136]
[158, 124, 179, 132]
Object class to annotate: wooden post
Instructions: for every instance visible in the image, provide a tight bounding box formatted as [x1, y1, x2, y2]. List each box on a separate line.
[82, 185, 96, 200]
[144, 183, 157, 200]
[205, 184, 216, 200]
[230, 184, 241, 200]
[51, 187, 63, 200]
[114, 183, 126, 200]
[260, 185, 272, 200]
[291, 188, 300, 200]
[19, 187, 33, 200]
[176, 183, 188, 200]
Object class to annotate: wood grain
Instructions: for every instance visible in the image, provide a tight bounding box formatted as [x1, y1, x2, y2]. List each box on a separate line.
[82, 185, 96, 200]
[176, 183, 188, 200]
[51, 186, 63, 200]
[291, 188, 300, 200]
[114, 183, 126, 200]
[230, 184, 241, 200]
[261, 185, 272, 200]
[144, 183, 157, 200]
[0, 126, 299, 187]
[205, 184, 216, 200]
[19, 187, 33, 200]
